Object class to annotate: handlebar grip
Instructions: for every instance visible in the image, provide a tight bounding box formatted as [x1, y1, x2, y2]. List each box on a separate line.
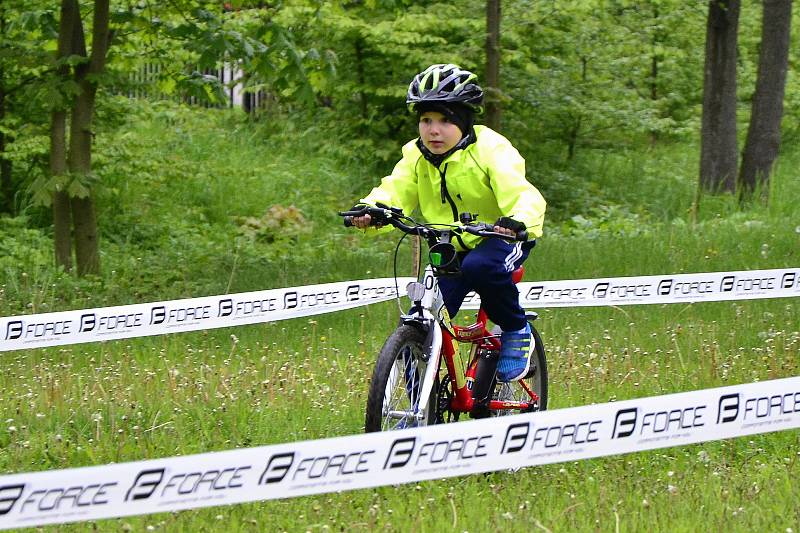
[516, 230, 528, 242]
[339, 208, 368, 228]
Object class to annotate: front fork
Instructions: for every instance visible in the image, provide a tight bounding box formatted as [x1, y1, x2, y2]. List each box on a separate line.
[404, 309, 480, 415]
[416, 322, 441, 421]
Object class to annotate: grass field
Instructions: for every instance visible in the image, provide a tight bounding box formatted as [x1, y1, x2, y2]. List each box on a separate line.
[1, 105, 799, 531]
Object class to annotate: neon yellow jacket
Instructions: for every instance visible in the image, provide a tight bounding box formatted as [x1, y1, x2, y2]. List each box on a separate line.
[361, 125, 546, 251]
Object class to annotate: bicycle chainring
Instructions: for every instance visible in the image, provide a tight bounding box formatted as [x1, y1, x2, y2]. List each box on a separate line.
[435, 375, 459, 423]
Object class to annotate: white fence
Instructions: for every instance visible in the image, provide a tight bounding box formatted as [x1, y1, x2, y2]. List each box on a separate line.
[127, 62, 269, 111]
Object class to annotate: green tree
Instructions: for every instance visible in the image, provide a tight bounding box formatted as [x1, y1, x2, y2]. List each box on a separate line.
[47, 0, 111, 275]
[738, 0, 793, 203]
[605, 1, 708, 145]
[276, 1, 483, 164]
[32, 1, 317, 275]
[699, 0, 740, 194]
[0, 2, 56, 215]
[502, 1, 706, 161]
[485, 0, 501, 130]
[0, 6, 12, 214]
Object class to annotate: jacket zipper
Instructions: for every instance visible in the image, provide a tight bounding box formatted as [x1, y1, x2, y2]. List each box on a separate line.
[438, 163, 470, 250]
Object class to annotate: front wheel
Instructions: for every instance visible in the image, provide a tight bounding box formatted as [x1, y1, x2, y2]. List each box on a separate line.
[365, 325, 439, 432]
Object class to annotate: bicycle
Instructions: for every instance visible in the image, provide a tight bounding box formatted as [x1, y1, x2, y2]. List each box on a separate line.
[339, 205, 548, 432]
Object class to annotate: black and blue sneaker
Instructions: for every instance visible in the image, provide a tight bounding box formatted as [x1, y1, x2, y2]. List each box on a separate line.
[497, 323, 534, 382]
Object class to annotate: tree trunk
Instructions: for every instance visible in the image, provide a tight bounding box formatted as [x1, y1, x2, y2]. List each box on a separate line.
[567, 114, 581, 160]
[67, 0, 111, 276]
[51, 109, 73, 271]
[699, 0, 740, 194]
[738, 0, 792, 203]
[51, 0, 81, 271]
[71, 196, 99, 275]
[649, 4, 660, 146]
[566, 56, 588, 160]
[69, 83, 100, 275]
[354, 37, 368, 123]
[485, 0, 501, 131]
[0, 79, 12, 215]
[0, 11, 13, 215]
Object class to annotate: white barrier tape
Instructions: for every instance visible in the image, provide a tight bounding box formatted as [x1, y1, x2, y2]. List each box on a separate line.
[0, 278, 407, 353]
[462, 267, 800, 309]
[0, 376, 798, 530]
[2, 268, 799, 352]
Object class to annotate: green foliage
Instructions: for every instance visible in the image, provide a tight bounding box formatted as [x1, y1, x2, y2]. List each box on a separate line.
[1, 100, 398, 311]
[0, 0, 797, 286]
[105, 1, 327, 108]
[0, 1, 62, 213]
[558, 204, 649, 239]
[272, 0, 484, 170]
[778, 8, 800, 145]
[236, 204, 312, 243]
[0, 216, 52, 273]
[502, 0, 708, 165]
[1, 102, 798, 318]
[5, 0, 797, 226]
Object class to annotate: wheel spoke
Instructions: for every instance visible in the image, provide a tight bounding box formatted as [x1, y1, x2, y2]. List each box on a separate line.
[376, 338, 431, 430]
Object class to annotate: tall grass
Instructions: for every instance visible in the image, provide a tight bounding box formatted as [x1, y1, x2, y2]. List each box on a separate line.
[1, 103, 798, 531]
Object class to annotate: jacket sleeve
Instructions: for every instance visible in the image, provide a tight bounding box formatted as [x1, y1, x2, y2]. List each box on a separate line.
[360, 141, 420, 214]
[482, 133, 546, 238]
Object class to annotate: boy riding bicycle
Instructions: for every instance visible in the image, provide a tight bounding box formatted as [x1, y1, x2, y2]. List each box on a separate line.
[347, 63, 546, 382]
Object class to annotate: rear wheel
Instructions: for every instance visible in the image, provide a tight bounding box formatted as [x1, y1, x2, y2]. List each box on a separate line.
[365, 325, 439, 432]
[491, 322, 548, 414]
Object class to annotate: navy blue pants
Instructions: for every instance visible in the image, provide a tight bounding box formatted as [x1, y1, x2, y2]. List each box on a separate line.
[438, 238, 535, 332]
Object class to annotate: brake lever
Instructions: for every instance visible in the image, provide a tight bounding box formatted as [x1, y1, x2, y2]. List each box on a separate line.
[337, 207, 369, 217]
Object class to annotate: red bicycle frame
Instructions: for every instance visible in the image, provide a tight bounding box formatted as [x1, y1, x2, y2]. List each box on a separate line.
[439, 267, 540, 414]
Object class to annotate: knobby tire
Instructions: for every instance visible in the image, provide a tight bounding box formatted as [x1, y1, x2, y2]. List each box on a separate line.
[365, 325, 438, 432]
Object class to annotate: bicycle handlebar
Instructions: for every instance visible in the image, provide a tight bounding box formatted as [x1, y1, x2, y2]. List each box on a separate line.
[338, 206, 528, 243]
[462, 222, 529, 243]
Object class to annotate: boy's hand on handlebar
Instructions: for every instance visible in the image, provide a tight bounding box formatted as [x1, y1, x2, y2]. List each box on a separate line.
[492, 225, 517, 238]
[340, 204, 388, 228]
[494, 216, 527, 240]
[352, 214, 378, 229]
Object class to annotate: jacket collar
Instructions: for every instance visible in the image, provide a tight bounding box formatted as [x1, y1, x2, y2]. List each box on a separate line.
[416, 126, 477, 168]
